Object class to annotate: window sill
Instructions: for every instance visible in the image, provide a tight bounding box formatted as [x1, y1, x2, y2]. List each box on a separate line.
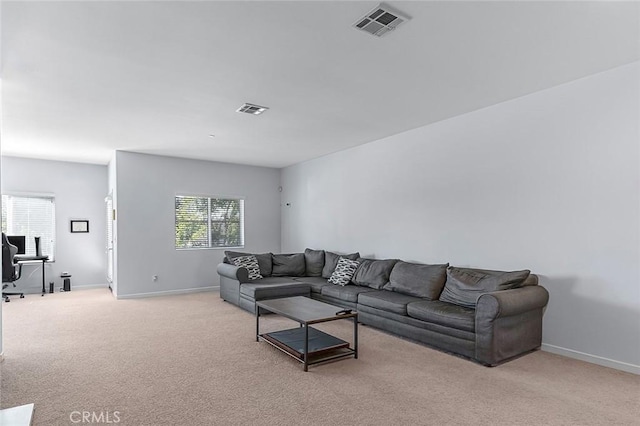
[176, 246, 244, 251]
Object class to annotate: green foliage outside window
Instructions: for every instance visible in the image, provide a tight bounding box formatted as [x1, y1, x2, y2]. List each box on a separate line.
[175, 196, 243, 249]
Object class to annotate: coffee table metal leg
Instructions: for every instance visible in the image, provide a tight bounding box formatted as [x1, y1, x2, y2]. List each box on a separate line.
[256, 307, 260, 342]
[354, 315, 358, 359]
[304, 324, 309, 372]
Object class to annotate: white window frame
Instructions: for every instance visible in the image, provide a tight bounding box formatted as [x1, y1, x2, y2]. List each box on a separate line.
[2, 192, 57, 261]
[175, 194, 245, 250]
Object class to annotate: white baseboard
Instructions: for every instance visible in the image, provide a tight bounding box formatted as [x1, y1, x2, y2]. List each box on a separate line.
[72, 284, 109, 290]
[542, 343, 639, 375]
[19, 283, 109, 294]
[116, 286, 219, 300]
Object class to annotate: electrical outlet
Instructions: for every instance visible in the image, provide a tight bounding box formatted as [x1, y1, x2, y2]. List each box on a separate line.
[152, 275, 158, 282]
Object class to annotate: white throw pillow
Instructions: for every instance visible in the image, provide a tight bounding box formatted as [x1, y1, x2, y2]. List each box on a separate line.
[232, 255, 263, 280]
[328, 258, 360, 286]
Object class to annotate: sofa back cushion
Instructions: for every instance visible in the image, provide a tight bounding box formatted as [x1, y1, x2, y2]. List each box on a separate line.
[272, 253, 306, 277]
[352, 258, 399, 289]
[322, 251, 360, 278]
[225, 251, 273, 277]
[385, 261, 448, 299]
[464, 267, 538, 287]
[304, 248, 325, 277]
[439, 267, 531, 308]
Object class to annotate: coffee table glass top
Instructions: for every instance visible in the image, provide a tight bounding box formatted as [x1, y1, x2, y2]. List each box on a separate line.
[256, 296, 355, 324]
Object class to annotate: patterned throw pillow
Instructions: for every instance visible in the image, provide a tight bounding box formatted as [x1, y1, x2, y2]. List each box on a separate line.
[232, 255, 263, 280]
[328, 258, 360, 286]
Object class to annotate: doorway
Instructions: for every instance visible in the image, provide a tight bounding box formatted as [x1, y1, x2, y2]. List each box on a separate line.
[105, 194, 114, 290]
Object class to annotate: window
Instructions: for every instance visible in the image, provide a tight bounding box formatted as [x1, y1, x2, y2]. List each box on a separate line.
[175, 195, 244, 249]
[2, 193, 56, 260]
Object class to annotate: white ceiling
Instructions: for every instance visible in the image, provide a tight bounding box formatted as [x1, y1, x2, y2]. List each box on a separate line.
[2, 1, 638, 168]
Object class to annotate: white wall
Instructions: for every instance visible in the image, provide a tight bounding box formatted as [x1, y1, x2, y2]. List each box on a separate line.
[107, 154, 118, 296]
[114, 151, 281, 298]
[281, 62, 640, 372]
[1, 157, 109, 292]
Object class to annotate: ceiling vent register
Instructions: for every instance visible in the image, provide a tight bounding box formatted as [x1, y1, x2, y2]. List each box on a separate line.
[353, 3, 410, 37]
[236, 103, 269, 115]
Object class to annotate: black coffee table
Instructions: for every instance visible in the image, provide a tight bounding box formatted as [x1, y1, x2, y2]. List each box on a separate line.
[255, 296, 358, 371]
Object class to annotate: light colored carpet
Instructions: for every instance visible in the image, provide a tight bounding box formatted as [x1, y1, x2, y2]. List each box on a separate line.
[1, 289, 638, 426]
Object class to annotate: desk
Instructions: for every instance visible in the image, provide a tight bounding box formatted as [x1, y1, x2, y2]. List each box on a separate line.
[15, 255, 50, 296]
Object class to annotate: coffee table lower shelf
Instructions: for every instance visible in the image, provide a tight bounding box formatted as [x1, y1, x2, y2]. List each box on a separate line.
[259, 326, 356, 366]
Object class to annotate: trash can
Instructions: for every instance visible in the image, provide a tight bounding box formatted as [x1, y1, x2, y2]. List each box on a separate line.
[61, 273, 72, 292]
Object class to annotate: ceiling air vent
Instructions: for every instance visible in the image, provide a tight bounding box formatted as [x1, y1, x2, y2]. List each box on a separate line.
[236, 103, 269, 115]
[353, 3, 410, 37]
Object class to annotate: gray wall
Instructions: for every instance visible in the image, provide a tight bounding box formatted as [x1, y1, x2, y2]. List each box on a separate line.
[281, 62, 640, 372]
[1, 156, 108, 292]
[113, 151, 281, 298]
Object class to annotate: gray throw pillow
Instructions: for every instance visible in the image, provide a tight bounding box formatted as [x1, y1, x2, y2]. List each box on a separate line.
[385, 261, 449, 299]
[439, 267, 531, 308]
[322, 251, 360, 278]
[352, 258, 399, 289]
[272, 253, 306, 277]
[225, 251, 273, 277]
[304, 248, 325, 277]
[328, 258, 360, 286]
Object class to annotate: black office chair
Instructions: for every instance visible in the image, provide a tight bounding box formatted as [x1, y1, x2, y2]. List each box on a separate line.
[2, 233, 24, 302]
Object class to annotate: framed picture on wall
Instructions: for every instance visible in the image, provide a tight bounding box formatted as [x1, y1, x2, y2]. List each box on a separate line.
[70, 220, 89, 233]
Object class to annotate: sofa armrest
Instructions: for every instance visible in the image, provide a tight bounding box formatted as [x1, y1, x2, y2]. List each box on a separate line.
[475, 285, 549, 365]
[477, 285, 549, 320]
[217, 263, 249, 283]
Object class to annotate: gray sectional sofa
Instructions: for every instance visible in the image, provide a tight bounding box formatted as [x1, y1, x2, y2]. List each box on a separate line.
[217, 249, 549, 366]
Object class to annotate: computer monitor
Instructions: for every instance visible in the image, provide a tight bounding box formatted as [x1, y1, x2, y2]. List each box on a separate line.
[7, 235, 26, 255]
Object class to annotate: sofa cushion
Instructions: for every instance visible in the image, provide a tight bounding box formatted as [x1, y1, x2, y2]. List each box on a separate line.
[225, 251, 273, 277]
[231, 255, 263, 280]
[304, 248, 325, 277]
[272, 253, 306, 277]
[352, 258, 399, 289]
[322, 251, 360, 278]
[321, 284, 375, 303]
[328, 258, 360, 286]
[439, 267, 531, 308]
[407, 300, 475, 333]
[293, 277, 330, 294]
[385, 261, 448, 299]
[357, 291, 423, 316]
[240, 282, 310, 300]
[242, 277, 299, 286]
[357, 304, 475, 343]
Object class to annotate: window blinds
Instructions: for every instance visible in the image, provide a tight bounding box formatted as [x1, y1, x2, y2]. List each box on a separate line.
[2, 194, 56, 260]
[175, 196, 244, 249]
